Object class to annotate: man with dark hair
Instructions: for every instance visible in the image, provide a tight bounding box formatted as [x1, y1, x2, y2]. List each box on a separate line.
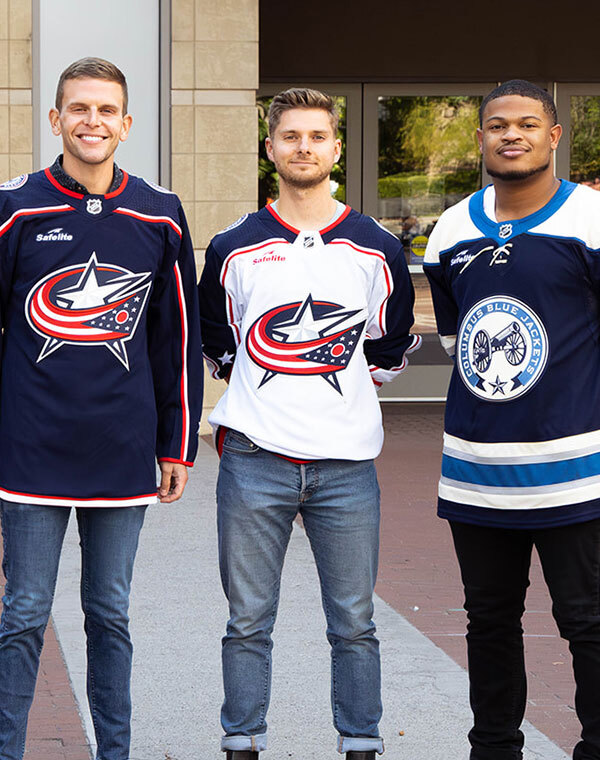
[0, 57, 202, 760]
[199, 87, 419, 759]
[425, 80, 600, 760]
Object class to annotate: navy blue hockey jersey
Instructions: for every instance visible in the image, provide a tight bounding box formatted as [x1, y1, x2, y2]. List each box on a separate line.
[0, 168, 202, 506]
[425, 181, 600, 528]
[199, 204, 419, 461]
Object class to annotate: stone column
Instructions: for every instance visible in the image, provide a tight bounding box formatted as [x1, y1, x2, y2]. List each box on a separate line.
[171, 0, 258, 433]
[0, 0, 32, 183]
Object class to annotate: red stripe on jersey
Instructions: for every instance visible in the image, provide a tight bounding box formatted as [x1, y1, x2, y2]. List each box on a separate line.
[174, 262, 190, 462]
[220, 238, 289, 286]
[44, 168, 85, 198]
[329, 239, 392, 335]
[266, 203, 352, 234]
[220, 239, 289, 346]
[0, 204, 74, 239]
[114, 207, 182, 237]
[105, 171, 129, 198]
[0, 485, 157, 506]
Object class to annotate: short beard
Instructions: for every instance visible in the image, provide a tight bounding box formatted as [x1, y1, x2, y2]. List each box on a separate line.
[276, 165, 331, 190]
[486, 159, 550, 182]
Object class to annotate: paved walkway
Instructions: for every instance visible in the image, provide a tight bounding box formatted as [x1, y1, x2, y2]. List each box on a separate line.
[0, 404, 578, 759]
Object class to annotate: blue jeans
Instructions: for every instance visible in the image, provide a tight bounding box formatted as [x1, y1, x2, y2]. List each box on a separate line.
[217, 430, 384, 755]
[0, 501, 146, 760]
[451, 518, 600, 760]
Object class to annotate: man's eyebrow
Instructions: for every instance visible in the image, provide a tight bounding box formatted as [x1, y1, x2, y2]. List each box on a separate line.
[485, 114, 543, 122]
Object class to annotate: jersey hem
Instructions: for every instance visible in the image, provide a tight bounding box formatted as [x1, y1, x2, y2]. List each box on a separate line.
[0, 487, 157, 507]
[438, 498, 600, 529]
[158, 457, 193, 467]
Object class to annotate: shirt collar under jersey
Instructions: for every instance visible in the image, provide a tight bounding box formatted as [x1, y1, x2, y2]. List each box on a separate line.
[269, 198, 347, 229]
[49, 154, 124, 196]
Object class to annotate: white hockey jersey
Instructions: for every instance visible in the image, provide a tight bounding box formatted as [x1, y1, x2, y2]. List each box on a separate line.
[198, 204, 420, 461]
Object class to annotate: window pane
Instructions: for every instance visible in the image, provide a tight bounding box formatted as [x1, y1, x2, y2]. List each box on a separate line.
[377, 95, 482, 334]
[571, 96, 600, 190]
[257, 95, 347, 207]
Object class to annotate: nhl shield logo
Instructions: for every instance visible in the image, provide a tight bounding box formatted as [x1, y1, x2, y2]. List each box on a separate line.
[86, 198, 103, 215]
[457, 296, 549, 402]
[498, 223, 513, 239]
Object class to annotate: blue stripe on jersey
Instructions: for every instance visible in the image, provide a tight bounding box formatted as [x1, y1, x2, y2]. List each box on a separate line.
[442, 450, 600, 488]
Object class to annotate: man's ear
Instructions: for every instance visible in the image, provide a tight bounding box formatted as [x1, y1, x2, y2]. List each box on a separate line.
[49, 108, 61, 136]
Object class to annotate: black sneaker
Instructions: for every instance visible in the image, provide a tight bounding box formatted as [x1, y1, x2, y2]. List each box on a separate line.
[346, 752, 376, 760]
[225, 752, 259, 760]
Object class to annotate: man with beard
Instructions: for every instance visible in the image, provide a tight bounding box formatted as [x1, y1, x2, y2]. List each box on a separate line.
[425, 79, 600, 760]
[198, 88, 419, 760]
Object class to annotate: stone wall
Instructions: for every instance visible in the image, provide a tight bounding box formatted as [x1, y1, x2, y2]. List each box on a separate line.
[0, 0, 32, 183]
[171, 0, 259, 431]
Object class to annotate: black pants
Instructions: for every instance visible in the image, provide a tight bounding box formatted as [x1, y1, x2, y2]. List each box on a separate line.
[450, 518, 600, 760]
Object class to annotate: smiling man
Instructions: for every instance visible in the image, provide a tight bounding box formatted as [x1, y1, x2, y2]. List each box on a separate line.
[0, 58, 202, 760]
[424, 80, 600, 760]
[198, 88, 419, 760]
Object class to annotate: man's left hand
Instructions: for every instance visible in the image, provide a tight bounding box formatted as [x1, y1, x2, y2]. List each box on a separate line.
[158, 461, 189, 503]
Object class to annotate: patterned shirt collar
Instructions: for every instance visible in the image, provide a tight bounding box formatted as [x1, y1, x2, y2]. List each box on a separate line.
[49, 155, 124, 195]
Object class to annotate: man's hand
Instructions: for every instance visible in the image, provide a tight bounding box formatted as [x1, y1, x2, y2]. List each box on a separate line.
[158, 461, 189, 503]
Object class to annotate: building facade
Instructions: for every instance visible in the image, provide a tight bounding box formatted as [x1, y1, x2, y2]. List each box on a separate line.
[3, 0, 600, 426]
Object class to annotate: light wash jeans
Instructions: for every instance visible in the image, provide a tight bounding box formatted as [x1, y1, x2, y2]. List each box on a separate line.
[0, 501, 146, 760]
[217, 429, 384, 755]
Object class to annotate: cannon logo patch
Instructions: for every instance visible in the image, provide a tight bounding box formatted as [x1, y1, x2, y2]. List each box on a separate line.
[457, 296, 548, 402]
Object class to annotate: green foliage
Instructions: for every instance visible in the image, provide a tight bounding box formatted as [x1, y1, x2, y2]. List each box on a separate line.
[377, 168, 479, 199]
[570, 96, 600, 183]
[378, 96, 481, 179]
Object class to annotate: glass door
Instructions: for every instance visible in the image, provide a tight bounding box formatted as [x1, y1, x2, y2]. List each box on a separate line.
[556, 84, 600, 188]
[363, 84, 495, 400]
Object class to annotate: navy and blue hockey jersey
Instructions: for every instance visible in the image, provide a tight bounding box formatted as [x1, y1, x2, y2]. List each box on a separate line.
[198, 204, 420, 461]
[425, 180, 600, 528]
[0, 167, 203, 506]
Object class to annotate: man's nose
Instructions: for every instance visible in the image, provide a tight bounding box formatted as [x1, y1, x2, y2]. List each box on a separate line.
[503, 125, 521, 141]
[85, 107, 101, 127]
[297, 135, 310, 152]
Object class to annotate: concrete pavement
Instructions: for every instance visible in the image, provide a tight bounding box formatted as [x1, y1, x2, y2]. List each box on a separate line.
[48, 435, 569, 760]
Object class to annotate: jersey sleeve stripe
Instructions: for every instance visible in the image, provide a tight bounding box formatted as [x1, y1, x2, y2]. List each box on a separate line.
[328, 239, 392, 334]
[114, 207, 182, 237]
[220, 238, 289, 286]
[0, 205, 74, 239]
[174, 262, 190, 462]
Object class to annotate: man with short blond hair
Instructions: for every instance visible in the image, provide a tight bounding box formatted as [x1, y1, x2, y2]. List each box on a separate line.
[199, 87, 419, 759]
[0, 58, 202, 760]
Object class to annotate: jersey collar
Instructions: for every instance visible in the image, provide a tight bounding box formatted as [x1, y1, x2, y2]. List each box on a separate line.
[468, 179, 577, 245]
[265, 202, 352, 238]
[44, 156, 129, 200]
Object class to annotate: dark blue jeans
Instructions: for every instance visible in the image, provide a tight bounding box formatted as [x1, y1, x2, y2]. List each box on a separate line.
[450, 518, 600, 760]
[0, 502, 146, 760]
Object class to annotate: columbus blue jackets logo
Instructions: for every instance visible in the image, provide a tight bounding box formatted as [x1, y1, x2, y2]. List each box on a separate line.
[457, 296, 548, 401]
[246, 294, 365, 394]
[25, 252, 152, 370]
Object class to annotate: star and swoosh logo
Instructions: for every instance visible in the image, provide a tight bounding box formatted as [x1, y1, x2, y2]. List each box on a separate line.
[245, 294, 366, 395]
[25, 252, 152, 370]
